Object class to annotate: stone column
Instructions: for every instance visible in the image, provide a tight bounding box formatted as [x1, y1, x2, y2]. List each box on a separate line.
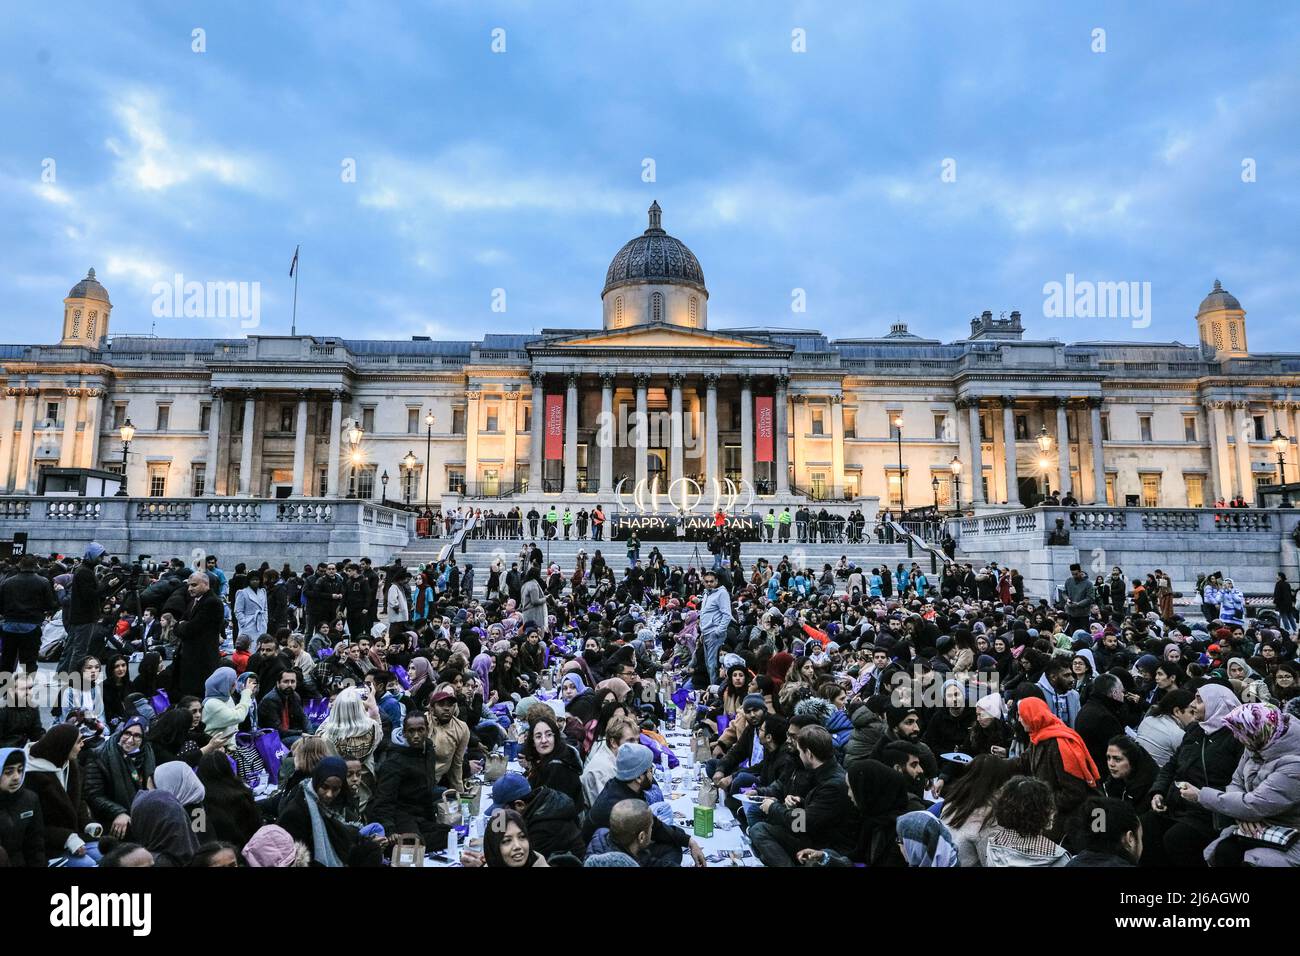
[1001, 397, 1017, 504]
[59, 389, 81, 467]
[598, 374, 614, 493]
[4, 389, 34, 493]
[1232, 401, 1254, 503]
[1088, 398, 1106, 504]
[1289, 403, 1300, 484]
[704, 373, 719, 494]
[1209, 401, 1233, 502]
[292, 391, 308, 496]
[503, 389, 519, 490]
[204, 389, 223, 496]
[79, 388, 103, 471]
[774, 375, 790, 494]
[529, 372, 544, 493]
[634, 373, 649, 488]
[830, 394, 844, 495]
[327, 390, 343, 498]
[239, 392, 256, 496]
[669, 373, 684, 487]
[739, 374, 754, 489]
[1054, 399, 1073, 497]
[791, 396, 804, 492]
[466, 389, 481, 493]
[955, 400, 971, 509]
[563, 375, 578, 494]
[967, 400, 985, 504]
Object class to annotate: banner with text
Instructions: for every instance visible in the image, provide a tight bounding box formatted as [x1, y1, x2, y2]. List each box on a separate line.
[544, 393, 564, 461]
[755, 396, 774, 462]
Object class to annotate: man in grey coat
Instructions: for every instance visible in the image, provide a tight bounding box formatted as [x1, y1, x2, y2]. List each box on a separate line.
[699, 568, 734, 686]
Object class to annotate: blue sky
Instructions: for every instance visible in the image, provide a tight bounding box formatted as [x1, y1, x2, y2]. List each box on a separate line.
[1, 1, 1297, 349]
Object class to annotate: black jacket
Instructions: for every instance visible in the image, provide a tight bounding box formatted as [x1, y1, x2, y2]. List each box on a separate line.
[1075, 695, 1127, 772]
[0, 571, 59, 624]
[84, 734, 157, 826]
[763, 759, 860, 856]
[584, 777, 689, 855]
[66, 562, 104, 627]
[257, 688, 309, 734]
[0, 787, 45, 867]
[173, 590, 225, 699]
[1150, 724, 1243, 823]
[529, 744, 585, 810]
[369, 740, 447, 845]
[520, 785, 586, 860]
[0, 706, 43, 750]
[25, 762, 91, 857]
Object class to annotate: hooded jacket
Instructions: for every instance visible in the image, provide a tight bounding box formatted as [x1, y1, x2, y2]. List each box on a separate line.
[84, 728, 157, 825]
[24, 751, 92, 857]
[521, 785, 586, 861]
[369, 739, 447, 844]
[0, 748, 45, 867]
[843, 705, 888, 773]
[1200, 718, 1300, 866]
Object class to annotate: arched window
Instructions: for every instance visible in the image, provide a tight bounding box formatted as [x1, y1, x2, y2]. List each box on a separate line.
[615, 296, 624, 326]
[651, 292, 663, 323]
[688, 295, 698, 325]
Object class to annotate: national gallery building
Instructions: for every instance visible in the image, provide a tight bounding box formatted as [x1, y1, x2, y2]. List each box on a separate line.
[2, 202, 1298, 517]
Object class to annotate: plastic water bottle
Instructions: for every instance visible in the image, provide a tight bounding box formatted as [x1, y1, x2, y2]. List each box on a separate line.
[447, 827, 459, 860]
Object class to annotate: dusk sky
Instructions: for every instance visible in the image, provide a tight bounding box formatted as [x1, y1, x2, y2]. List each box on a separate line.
[2, 1, 1297, 349]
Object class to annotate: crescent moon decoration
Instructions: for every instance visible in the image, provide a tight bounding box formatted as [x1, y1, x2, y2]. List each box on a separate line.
[723, 478, 738, 512]
[739, 478, 755, 511]
[650, 473, 661, 513]
[614, 477, 629, 512]
[632, 477, 647, 514]
[708, 476, 722, 512]
[668, 477, 701, 513]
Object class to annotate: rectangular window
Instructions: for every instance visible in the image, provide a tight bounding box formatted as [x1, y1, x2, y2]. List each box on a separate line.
[317, 467, 329, 497]
[148, 464, 168, 498]
[810, 472, 827, 499]
[481, 467, 500, 496]
[1254, 415, 1266, 441]
[730, 400, 741, 432]
[1184, 416, 1197, 442]
[1184, 474, 1205, 508]
[452, 408, 466, 435]
[447, 468, 465, 494]
[113, 404, 127, 430]
[1066, 414, 1077, 442]
[200, 403, 211, 432]
[407, 408, 420, 434]
[887, 410, 902, 441]
[1105, 474, 1116, 506]
[933, 415, 947, 441]
[1015, 415, 1029, 440]
[192, 465, 206, 497]
[320, 408, 331, 433]
[280, 405, 295, 433]
[517, 462, 530, 492]
[401, 466, 420, 503]
[932, 473, 953, 506]
[155, 405, 169, 431]
[1141, 473, 1160, 507]
[521, 404, 531, 433]
[885, 469, 902, 508]
[1100, 414, 1110, 442]
[232, 404, 245, 432]
[1139, 416, 1152, 442]
[843, 409, 856, 439]
[979, 415, 989, 442]
[811, 407, 825, 436]
[46, 402, 59, 424]
[362, 407, 375, 433]
[355, 466, 375, 500]
[485, 403, 500, 432]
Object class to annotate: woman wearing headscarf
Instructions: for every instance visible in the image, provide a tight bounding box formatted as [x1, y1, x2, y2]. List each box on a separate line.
[766, 651, 795, 694]
[201, 666, 255, 744]
[1186, 703, 1300, 867]
[101, 654, 134, 727]
[24, 725, 98, 866]
[968, 693, 1012, 757]
[188, 751, 261, 851]
[131, 651, 165, 699]
[470, 652, 494, 700]
[402, 657, 436, 712]
[275, 756, 378, 867]
[1098, 735, 1157, 811]
[241, 823, 310, 867]
[924, 679, 976, 757]
[1141, 683, 1244, 866]
[130, 790, 197, 866]
[84, 718, 156, 835]
[1013, 697, 1099, 841]
[154, 761, 206, 824]
[896, 810, 959, 867]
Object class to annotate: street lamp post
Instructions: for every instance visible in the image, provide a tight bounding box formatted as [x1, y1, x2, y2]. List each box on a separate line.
[402, 450, 418, 506]
[347, 423, 363, 499]
[893, 414, 905, 514]
[949, 456, 962, 515]
[1272, 429, 1293, 508]
[424, 410, 435, 510]
[931, 474, 940, 510]
[1036, 424, 1054, 502]
[115, 418, 135, 496]
[381, 470, 389, 505]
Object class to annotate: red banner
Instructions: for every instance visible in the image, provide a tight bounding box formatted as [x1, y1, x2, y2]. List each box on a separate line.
[544, 393, 564, 460]
[755, 396, 774, 462]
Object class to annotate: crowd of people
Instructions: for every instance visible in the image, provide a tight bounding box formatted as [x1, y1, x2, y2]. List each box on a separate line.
[1, 532, 1299, 870]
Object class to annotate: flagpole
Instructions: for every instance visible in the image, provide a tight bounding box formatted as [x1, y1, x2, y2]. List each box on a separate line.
[290, 248, 300, 336]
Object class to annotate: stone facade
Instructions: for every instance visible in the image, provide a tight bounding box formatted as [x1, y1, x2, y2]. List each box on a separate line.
[3, 205, 1299, 515]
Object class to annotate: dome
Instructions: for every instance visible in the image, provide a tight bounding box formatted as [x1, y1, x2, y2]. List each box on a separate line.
[603, 201, 706, 297]
[67, 268, 111, 305]
[1197, 278, 1240, 314]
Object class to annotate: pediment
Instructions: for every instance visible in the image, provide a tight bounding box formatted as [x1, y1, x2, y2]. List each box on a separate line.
[543, 324, 773, 350]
